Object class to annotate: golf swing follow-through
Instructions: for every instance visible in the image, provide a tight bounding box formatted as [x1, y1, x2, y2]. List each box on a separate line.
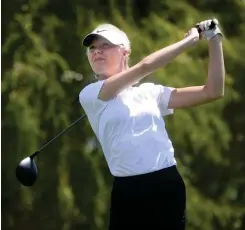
[15, 20, 218, 187]
[16, 18, 224, 229]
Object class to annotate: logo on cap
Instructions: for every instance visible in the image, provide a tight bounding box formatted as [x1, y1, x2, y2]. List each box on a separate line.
[96, 29, 107, 33]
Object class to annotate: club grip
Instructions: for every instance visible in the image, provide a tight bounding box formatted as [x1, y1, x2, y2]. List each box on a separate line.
[196, 20, 217, 33]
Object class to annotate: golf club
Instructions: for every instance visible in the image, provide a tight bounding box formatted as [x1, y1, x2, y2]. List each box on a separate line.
[16, 114, 87, 187]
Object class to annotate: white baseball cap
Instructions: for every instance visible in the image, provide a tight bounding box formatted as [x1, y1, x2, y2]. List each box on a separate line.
[82, 24, 131, 52]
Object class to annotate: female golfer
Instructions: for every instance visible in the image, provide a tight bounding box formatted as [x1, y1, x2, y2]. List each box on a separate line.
[79, 19, 224, 229]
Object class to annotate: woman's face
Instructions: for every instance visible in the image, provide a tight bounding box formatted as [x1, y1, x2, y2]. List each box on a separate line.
[87, 37, 126, 78]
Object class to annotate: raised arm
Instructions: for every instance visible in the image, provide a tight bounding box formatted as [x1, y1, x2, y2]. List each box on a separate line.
[98, 33, 199, 101]
[168, 21, 225, 109]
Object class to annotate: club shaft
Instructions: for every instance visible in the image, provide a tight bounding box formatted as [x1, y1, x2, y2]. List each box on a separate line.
[30, 114, 86, 158]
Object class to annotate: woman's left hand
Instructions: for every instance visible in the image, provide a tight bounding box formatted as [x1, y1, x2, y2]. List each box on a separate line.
[196, 19, 223, 41]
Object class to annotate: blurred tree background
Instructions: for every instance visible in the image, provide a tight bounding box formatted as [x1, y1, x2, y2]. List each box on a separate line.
[2, 0, 245, 229]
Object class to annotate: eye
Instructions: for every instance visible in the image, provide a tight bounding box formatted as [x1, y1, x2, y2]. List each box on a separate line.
[102, 43, 110, 48]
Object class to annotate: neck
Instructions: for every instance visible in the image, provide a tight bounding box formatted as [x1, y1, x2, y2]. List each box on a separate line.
[97, 66, 128, 80]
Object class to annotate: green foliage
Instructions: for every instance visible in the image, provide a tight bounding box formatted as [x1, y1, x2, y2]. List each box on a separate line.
[2, 0, 245, 229]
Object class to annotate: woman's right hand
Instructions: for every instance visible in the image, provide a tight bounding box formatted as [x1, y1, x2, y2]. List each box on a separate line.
[184, 27, 200, 43]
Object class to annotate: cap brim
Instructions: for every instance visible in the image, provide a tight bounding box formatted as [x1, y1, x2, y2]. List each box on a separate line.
[82, 30, 123, 47]
[82, 33, 100, 47]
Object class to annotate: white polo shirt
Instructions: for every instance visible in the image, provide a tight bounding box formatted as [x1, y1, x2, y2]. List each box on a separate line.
[79, 80, 177, 177]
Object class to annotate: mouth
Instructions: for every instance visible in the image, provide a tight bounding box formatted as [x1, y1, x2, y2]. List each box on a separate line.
[94, 58, 105, 63]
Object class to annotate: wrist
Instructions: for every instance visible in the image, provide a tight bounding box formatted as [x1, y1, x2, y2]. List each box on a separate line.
[209, 34, 223, 45]
[209, 34, 223, 42]
[183, 36, 199, 47]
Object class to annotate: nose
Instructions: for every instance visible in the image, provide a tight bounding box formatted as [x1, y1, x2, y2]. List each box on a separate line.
[93, 48, 102, 55]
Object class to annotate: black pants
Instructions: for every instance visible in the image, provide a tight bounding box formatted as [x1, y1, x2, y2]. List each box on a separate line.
[109, 165, 186, 230]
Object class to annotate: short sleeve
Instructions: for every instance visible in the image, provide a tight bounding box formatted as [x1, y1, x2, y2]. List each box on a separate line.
[139, 83, 175, 116]
[79, 80, 108, 116]
[157, 85, 175, 116]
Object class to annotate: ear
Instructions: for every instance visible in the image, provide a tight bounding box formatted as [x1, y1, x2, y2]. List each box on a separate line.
[123, 50, 129, 57]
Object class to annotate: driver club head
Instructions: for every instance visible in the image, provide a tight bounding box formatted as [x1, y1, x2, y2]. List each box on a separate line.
[16, 157, 38, 187]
